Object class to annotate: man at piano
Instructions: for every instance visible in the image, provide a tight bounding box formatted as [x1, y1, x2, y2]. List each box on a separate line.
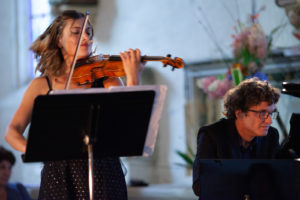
[192, 77, 297, 200]
[192, 78, 281, 196]
[193, 77, 281, 160]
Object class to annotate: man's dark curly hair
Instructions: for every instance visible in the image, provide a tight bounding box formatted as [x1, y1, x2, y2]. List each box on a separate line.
[0, 146, 15, 165]
[223, 77, 280, 120]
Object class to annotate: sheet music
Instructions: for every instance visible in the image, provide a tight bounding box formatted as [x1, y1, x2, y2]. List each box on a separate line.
[50, 85, 167, 156]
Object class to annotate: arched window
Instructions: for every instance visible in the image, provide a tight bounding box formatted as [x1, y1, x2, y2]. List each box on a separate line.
[30, 0, 51, 76]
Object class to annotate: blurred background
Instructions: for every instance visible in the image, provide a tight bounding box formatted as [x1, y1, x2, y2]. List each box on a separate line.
[0, 0, 300, 199]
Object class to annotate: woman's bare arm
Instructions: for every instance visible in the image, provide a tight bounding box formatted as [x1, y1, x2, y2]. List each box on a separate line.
[5, 77, 49, 153]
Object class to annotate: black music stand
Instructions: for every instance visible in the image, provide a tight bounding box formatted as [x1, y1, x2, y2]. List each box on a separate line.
[23, 88, 159, 200]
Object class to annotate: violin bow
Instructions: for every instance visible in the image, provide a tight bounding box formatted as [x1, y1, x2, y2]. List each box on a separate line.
[65, 11, 90, 90]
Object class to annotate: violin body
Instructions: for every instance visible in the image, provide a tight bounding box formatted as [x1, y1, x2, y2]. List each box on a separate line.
[72, 58, 126, 87]
[71, 54, 184, 87]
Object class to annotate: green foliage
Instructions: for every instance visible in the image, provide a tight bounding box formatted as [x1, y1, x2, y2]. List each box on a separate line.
[175, 145, 196, 170]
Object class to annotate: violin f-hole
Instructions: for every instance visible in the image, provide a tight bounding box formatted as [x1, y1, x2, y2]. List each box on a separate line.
[77, 80, 91, 86]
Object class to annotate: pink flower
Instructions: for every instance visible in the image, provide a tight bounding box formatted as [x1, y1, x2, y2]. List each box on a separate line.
[247, 24, 267, 59]
[231, 23, 268, 75]
[203, 77, 234, 99]
[197, 76, 217, 93]
[232, 30, 251, 57]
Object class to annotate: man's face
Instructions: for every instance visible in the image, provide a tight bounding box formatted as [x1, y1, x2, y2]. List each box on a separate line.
[0, 160, 12, 187]
[236, 101, 276, 139]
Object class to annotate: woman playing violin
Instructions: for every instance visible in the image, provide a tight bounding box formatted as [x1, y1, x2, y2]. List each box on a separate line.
[5, 10, 143, 199]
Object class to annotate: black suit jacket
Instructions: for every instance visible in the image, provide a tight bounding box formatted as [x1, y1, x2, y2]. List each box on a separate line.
[192, 118, 280, 196]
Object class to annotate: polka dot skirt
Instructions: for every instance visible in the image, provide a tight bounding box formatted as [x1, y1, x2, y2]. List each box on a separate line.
[38, 158, 127, 200]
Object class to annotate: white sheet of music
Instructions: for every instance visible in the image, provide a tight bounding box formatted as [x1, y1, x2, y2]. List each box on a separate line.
[50, 85, 167, 157]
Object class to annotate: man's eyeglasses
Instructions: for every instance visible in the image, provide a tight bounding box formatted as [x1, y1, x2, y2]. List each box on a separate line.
[248, 110, 279, 120]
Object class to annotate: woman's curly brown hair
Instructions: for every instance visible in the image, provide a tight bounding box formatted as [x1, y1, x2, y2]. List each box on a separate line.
[30, 10, 93, 77]
[223, 77, 280, 120]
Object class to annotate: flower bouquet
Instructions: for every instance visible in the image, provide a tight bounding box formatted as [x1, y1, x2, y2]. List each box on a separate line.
[198, 9, 280, 99]
[230, 21, 269, 85]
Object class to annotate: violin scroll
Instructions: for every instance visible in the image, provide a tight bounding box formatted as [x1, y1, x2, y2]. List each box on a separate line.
[160, 55, 184, 71]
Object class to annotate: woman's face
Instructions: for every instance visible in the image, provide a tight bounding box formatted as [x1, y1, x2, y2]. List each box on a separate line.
[58, 18, 93, 62]
[0, 160, 12, 187]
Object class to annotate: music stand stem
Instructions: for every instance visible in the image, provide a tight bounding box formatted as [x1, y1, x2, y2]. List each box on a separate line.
[84, 135, 94, 200]
[85, 104, 101, 200]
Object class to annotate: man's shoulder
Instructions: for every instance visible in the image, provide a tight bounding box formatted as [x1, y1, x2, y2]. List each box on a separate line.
[267, 126, 280, 138]
[7, 183, 31, 199]
[268, 126, 279, 132]
[200, 118, 230, 132]
[198, 118, 232, 138]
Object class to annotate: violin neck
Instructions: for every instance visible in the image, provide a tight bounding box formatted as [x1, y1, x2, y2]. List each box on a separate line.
[108, 55, 165, 62]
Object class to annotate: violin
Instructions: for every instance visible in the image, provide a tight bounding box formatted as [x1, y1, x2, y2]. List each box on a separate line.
[71, 54, 184, 87]
[65, 12, 184, 89]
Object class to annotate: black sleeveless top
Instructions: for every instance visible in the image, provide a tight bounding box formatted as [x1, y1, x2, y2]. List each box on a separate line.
[45, 76, 52, 94]
[38, 76, 127, 200]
